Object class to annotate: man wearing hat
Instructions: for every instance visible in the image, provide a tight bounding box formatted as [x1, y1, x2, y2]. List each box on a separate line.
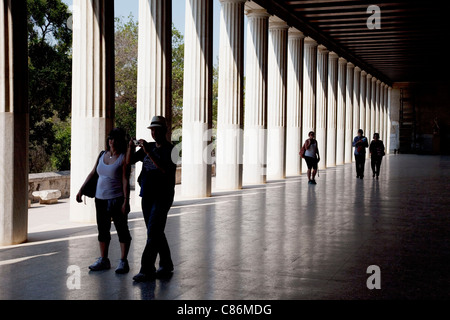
[127, 115, 177, 281]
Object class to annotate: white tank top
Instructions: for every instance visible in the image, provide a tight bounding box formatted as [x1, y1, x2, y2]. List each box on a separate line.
[305, 140, 317, 158]
[95, 153, 125, 200]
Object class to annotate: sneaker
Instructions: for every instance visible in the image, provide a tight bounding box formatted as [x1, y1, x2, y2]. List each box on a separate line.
[115, 259, 130, 274]
[155, 267, 174, 279]
[133, 272, 155, 282]
[89, 257, 111, 271]
[311, 179, 317, 185]
[308, 180, 312, 184]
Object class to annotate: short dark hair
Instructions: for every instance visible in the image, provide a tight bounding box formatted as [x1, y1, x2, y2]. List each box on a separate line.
[308, 131, 315, 136]
[358, 129, 364, 134]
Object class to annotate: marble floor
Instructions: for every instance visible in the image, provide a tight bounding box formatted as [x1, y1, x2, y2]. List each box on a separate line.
[0, 154, 449, 300]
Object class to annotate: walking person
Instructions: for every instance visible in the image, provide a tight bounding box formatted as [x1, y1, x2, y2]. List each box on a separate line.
[352, 129, 369, 179]
[302, 131, 320, 185]
[128, 116, 177, 282]
[369, 133, 385, 180]
[76, 128, 132, 274]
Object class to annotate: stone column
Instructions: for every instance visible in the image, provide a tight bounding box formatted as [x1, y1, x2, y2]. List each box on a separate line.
[345, 62, 354, 163]
[243, 8, 269, 185]
[266, 18, 288, 180]
[370, 76, 377, 142]
[0, 0, 28, 245]
[387, 86, 392, 154]
[181, 0, 213, 198]
[285, 28, 304, 176]
[70, 0, 115, 222]
[316, 45, 328, 169]
[352, 66, 361, 163]
[375, 79, 381, 134]
[216, 0, 245, 191]
[136, 0, 172, 206]
[137, 0, 172, 139]
[379, 81, 384, 141]
[326, 52, 338, 168]
[336, 57, 347, 166]
[384, 84, 389, 148]
[301, 37, 318, 172]
[359, 71, 367, 134]
[365, 74, 372, 158]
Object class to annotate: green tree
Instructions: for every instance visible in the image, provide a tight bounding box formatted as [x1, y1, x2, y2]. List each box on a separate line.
[114, 19, 188, 139]
[115, 15, 138, 138]
[172, 25, 184, 133]
[27, 0, 72, 172]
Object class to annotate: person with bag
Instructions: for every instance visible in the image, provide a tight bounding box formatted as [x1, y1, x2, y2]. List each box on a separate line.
[76, 127, 132, 274]
[369, 132, 385, 180]
[352, 129, 369, 179]
[302, 131, 320, 185]
[127, 116, 177, 282]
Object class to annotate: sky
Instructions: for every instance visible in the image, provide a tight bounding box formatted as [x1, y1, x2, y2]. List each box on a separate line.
[62, 0, 222, 62]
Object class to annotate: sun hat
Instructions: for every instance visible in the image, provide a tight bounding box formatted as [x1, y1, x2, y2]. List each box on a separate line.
[147, 115, 167, 129]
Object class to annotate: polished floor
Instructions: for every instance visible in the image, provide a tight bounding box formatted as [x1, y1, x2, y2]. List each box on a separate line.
[1, 154, 449, 300]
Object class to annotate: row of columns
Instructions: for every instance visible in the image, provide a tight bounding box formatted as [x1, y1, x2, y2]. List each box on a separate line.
[0, 0, 393, 244]
[213, 1, 392, 192]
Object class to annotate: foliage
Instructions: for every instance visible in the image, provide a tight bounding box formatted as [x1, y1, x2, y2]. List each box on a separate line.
[172, 25, 184, 132]
[50, 114, 71, 171]
[115, 15, 138, 138]
[27, 0, 72, 173]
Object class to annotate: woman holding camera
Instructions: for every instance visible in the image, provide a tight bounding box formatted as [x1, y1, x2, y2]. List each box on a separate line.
[127, 116, 177, 282]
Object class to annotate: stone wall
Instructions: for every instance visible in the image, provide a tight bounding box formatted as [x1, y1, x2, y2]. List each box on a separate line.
[29, 171, 70, 203]
[28, 165, 198, 203]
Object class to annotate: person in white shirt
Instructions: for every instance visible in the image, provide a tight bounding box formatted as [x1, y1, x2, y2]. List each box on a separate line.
[303, 131, 320, 185]
[76, 128, 132, 274]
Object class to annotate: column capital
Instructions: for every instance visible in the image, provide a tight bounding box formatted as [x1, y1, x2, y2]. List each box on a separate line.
[318, 44, 328, 53]
[288, 27, 304, 39]
[367, 73, 373, 79]
[329, 51, 339, 59]
[376, 79, 381, 84]
[372, 76, 377, 82]
[354, 66, 361, 72]
[269, 19, 289, 30]
[347, 62, 355, 68]
[338, 57, 347, 64]
[304, 36, 317, 46]
[220, 0, 246, 3]
[361, 70, 367, 76]
[245, 8, 270, 19]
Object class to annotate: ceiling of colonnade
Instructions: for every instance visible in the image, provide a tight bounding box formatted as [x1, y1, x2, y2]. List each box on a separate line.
[251, 0, 450, 84]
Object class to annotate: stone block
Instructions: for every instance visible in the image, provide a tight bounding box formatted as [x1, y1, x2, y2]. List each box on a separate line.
[32, 189, 61, 204]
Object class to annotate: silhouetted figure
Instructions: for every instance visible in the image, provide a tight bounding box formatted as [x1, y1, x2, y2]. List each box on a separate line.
[352, 129, 369, 179]
[369, 133, 385, 180]
[302, 131, 320, 185]
[76, 128, 132, 274]
[128, 116, 176, 282]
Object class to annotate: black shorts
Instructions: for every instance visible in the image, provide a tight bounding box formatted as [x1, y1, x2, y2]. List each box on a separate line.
[95, 196, 132, 243]
[304, 156, 318, 170]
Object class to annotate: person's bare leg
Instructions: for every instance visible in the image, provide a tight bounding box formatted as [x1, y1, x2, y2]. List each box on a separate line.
[100, 241, 109, 258]
[120, 242, 130, 260]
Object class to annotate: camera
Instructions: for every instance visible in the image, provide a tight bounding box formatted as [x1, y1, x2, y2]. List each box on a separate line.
[133, 140, 140, 146]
